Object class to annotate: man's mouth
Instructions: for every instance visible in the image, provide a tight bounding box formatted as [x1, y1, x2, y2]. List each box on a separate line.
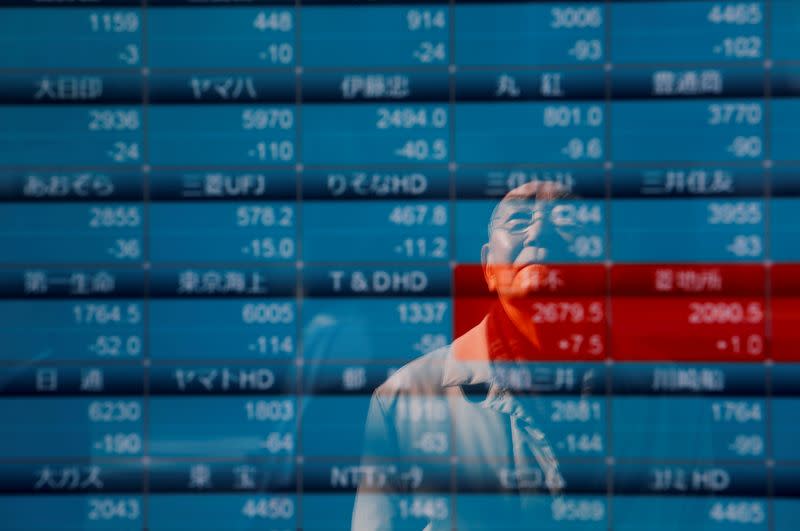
[495, 263, 550, 297]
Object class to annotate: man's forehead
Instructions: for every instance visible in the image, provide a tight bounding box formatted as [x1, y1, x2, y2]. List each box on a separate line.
[489, 181, 570, 228]
[498, 181, 565, 204]
[492, 199, 546, 220]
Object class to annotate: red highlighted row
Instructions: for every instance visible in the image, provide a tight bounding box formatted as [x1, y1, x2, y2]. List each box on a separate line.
[453, 264, 800, 362]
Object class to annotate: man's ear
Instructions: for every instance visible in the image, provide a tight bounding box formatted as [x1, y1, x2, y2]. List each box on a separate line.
[481, 243, 496, 292]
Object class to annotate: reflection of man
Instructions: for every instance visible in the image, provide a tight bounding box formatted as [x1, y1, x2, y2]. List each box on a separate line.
[353, 182, 585, 530]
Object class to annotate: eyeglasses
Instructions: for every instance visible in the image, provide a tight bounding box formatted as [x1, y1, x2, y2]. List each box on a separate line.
[491, 203, 582, 238]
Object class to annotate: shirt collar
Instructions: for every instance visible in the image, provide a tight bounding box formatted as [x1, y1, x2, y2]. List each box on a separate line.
[441, 316, 492, 388]
[440, 310, 535, 420]
[441, 301, 541, 387]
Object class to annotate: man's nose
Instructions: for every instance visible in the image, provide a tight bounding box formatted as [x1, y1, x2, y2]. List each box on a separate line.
[522, 219, 543, 245]
[516, 231, 548, 264]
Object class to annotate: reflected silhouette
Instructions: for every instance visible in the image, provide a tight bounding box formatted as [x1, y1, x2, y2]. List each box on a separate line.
[352, 181, 596, 530]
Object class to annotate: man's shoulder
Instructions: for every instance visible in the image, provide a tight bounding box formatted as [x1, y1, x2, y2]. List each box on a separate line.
[374, 347, 450, 404]
[372, 316, 490, 410]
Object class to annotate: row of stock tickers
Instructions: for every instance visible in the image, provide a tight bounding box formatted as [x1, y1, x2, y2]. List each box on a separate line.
[0, 1, 799, 531]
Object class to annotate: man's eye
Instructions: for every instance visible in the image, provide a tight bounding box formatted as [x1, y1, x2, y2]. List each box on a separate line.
[504, 220, 530, 233]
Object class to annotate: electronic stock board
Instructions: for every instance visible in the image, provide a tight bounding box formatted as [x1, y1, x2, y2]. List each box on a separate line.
[0, 1, 799, 530]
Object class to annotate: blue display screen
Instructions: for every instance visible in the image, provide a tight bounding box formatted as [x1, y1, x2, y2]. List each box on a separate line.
[0, 1, 799, 530]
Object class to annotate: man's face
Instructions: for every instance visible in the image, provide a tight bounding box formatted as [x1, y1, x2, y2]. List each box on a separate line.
[483, 182, 576, 297]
